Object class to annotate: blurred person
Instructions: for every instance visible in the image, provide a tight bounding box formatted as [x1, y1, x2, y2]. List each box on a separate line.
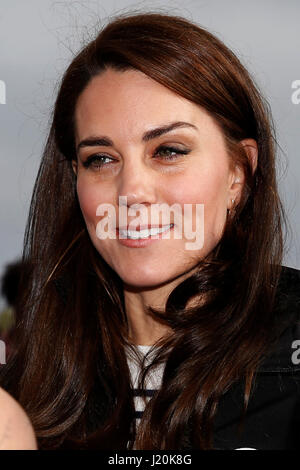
[0, 260, 29, 356]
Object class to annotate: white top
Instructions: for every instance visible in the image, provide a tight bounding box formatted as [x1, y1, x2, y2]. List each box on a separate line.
[126, 344, 165, 447]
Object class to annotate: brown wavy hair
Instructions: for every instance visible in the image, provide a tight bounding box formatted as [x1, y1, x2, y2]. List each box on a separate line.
[0, 11, 287, 450]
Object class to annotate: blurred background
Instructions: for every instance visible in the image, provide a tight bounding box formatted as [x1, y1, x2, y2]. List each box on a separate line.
[0, 0, 300, 337]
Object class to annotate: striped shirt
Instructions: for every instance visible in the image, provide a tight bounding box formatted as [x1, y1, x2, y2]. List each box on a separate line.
[126, 345, 165, 435]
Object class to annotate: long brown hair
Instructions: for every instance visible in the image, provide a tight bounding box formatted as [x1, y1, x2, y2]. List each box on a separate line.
[0, 11, 287, 449]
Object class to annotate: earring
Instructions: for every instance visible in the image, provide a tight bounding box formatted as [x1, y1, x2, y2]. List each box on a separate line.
[227, 198, 235, 216]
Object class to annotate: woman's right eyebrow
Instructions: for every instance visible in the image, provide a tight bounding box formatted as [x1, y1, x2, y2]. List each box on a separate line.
[77, 121, 198, 152]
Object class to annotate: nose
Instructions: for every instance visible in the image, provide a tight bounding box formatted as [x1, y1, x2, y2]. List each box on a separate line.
[117, 157, 157, 208]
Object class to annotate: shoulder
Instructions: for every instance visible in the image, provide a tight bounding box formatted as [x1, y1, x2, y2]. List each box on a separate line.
[274, 264, 300, 332]
[277, 265, 300, 302]
[0, 387, 37, 449]
[258, 265, 300, 373]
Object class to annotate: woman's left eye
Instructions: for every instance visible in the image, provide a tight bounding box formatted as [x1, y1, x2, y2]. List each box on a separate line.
[154, 145, 190, 161]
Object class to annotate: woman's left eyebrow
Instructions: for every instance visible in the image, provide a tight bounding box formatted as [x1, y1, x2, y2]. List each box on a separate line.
[77, 121, 198, 152]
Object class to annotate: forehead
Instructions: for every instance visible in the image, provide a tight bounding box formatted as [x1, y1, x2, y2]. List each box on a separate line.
[75, 68, 222, 145]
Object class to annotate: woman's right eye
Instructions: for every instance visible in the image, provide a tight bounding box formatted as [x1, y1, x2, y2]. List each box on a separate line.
[82, 154, 115, 169]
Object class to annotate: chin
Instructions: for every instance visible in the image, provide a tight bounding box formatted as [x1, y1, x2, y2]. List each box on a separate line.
[122, 276, 167, 289]
[118, 263, 192, 291]
[117, 270, 173, 290]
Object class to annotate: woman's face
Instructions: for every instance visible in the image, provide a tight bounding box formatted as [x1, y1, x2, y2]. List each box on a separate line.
[73, 68, 243, 288]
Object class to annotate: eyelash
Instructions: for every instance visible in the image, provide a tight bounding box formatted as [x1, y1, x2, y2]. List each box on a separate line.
[82, 145, 190, 169]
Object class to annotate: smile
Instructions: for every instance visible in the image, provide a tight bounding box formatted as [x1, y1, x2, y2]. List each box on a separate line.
[118, 224, 174, 239]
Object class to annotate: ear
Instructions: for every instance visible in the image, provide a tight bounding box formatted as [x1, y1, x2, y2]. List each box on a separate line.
[72, 159, 78, 176]
[240, 138, 258, 174]
[227, 138, 258, 211]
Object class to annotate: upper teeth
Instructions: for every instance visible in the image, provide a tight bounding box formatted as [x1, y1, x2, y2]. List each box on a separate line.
[119, 224, 173, 239]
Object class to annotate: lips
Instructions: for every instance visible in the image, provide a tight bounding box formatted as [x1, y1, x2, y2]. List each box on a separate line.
[116, 223, 175, 246]
[117, 223, 174, 240]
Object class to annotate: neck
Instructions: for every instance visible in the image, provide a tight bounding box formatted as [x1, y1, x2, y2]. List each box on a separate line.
[123, 266, 200, 345]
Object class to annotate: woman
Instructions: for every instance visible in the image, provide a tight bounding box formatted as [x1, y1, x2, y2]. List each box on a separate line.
[0, 11, 299, 450]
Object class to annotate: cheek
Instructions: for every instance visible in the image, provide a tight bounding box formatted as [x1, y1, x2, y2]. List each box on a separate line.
[171, 167, 229, 238]
[171, 167, 228, 207]
[76, 178, 106, 225]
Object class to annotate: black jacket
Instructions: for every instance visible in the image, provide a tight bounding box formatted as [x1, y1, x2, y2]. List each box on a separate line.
[59, 265, 300, 451]
[212, 265, 300, 450]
